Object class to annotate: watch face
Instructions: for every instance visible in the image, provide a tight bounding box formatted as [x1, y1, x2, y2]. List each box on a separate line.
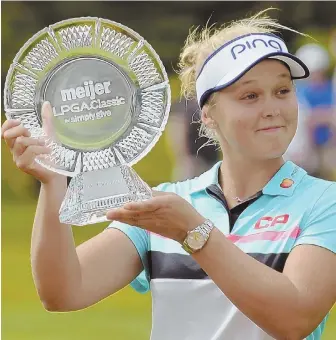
[187, 231, 206, 250]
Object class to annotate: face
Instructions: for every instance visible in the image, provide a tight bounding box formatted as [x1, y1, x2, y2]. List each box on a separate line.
[201, 60, 298, 161]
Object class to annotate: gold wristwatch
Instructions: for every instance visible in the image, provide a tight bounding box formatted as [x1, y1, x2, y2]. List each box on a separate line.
[182, 219, 215, 254]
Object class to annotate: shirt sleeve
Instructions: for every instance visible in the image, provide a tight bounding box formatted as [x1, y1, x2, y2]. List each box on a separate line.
[107, 221, 150, 294]
[106, 182, 173, 294]
[294, 183, 336, 254]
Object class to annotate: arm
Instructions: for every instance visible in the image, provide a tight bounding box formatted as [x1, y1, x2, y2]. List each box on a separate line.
[1, 115, 144, 313]
[192, 229, 335, 340]
[192, 185, 336, 339]
[106, 187, 336, 340]
[32, 178, 143, 312]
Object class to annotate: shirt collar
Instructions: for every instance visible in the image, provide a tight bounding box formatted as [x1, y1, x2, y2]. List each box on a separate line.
[262, 160, 307, 197]
[190, 161, 222, 194]
[190, 160, 307, 197]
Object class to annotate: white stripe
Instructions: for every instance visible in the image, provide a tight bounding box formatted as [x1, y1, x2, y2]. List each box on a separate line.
[150, 279, 275, 340]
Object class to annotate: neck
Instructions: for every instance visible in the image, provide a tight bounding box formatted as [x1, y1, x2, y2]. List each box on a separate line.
[219, 156, 285, 204]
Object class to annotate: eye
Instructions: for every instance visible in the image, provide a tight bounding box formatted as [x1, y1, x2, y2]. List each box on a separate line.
[242, 93, 258, 100]
[278, 88, 291, 95]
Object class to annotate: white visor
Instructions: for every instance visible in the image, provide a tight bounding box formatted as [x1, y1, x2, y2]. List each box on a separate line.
[196, 33, 310, 107]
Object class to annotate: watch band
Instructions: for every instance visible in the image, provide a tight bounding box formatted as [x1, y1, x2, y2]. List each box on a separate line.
[182, 219, 215, 254]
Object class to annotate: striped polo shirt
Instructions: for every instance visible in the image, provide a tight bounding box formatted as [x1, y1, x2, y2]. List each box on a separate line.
[108, 161, 336, 340]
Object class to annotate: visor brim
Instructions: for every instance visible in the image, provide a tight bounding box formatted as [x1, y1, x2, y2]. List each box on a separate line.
[199, 51, 310, 108]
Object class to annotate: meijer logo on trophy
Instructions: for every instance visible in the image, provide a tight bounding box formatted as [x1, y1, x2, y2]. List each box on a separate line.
[61, 80, 112, 102]
[52, 79, 126, 123]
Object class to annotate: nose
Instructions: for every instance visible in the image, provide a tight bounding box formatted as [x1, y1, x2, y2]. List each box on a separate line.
[261, 97, 281, 118]
[263, 109, 280, 118]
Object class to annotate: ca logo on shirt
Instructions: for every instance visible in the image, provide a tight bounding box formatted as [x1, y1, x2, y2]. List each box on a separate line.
[254, 214, 289, 229]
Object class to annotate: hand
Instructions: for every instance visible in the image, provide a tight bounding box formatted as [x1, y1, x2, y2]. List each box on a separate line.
[1, 102, 60, 184]
[106, 191, 206, 243]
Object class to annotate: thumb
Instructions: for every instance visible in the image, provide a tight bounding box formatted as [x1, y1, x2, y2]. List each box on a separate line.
[41, 101, 56, 142]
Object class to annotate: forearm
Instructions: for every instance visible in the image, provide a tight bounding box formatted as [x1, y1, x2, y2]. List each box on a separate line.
[193, 228, 306, 339]
[31, 176, 81, 309]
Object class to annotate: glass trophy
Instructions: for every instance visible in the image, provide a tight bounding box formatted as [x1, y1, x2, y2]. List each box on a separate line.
[4, 17, 171, 226]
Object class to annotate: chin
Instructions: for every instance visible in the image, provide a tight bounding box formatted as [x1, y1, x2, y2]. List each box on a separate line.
[252, 148, 287, 160]
[254, 139, 291, 159]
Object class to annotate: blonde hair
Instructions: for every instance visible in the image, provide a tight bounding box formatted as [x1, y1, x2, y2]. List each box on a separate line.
[177, 8, 307, 146]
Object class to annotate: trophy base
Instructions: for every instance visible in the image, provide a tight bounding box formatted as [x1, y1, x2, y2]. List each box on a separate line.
[59, 165, 152, 226]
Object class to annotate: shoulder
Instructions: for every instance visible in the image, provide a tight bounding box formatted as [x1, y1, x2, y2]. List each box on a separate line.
[293, 176, 336, 254]
[298, 175, 336, 227]
[153, 173, 208, 197]
[299, 174, 336, 203]
[153, 161, 221, 199]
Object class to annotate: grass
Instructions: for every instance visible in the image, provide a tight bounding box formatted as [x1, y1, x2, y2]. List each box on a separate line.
[2, 203, 152, 340]
[2, 203, 335, 339]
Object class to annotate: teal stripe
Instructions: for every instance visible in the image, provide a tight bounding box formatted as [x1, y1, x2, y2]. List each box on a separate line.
[306, 314, 329, 340]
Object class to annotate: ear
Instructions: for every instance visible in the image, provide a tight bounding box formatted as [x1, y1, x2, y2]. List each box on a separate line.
[201, 104, 216, 127]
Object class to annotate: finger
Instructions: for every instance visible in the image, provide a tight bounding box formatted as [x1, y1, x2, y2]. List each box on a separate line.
[106, 208, 156, 226]
[106, 211, 140, 227]
[41, 101, 56, 141]
[151, 190, 170, 197]
[110, 217, 142, 228]
[13, 136, 46, 157]
[3, 124, 31, 149]
[123, 198, 160, 212]
[106, 207, 141, 220]
[1, 119, 21, 138]
[15, 145, 51, 170]
[106, 213, 154, 229]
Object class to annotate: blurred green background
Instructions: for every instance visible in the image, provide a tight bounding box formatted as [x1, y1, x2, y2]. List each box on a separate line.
[2, 1, 336, 339]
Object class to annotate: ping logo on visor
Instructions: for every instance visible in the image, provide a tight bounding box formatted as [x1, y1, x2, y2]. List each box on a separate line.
[231, 37, 283, 60]
[195, 33, 310, 108]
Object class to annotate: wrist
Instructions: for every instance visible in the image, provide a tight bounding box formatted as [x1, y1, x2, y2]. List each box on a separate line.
[176, 216, 206, 244]
[41, 174, 67, 188]
[181, 219, 215, 254]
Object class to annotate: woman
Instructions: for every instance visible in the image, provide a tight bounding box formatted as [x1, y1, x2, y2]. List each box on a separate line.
[2, 9, 336, 340]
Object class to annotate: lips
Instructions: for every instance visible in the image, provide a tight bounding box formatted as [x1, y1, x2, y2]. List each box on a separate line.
[257, 126, 284, 131]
